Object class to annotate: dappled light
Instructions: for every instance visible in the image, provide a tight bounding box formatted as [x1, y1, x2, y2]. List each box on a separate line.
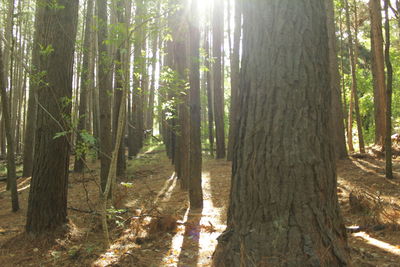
[354, 232, 400, 256]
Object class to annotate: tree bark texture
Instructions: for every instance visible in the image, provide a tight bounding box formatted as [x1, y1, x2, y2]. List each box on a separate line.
[26, 0, 79, 234]
[212, 1, 350, 266]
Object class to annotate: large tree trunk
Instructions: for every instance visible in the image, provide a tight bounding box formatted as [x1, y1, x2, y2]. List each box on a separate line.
[74, 0, 94, 173]
[212, 0, 226, 159]
[212, 1, 350, 266]
[26, 0, 79, 234]
[188, 0, 203, 209]
[370, 0, 386, 146]
[326, 0, 347, 159]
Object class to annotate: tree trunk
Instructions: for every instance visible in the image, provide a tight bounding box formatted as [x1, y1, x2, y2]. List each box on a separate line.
[212, 1, 350, 265]
[370, 0, 386, 146]
[112, 0, 127, 178]
[345, 0, 365, 153]
[26, 0, 79, 234]
[74, 0, 94, 173]
[0, 37, 19, 212]
[97, 0, 113, 192]
[22, 3, 40, 177]
[188, 0, 203, 209]
[130, 0, 146, 157]
[227, 0, 242, 161]
[326, 0, 347, 160]
[384, 0, 393, 179]
[146, 4, 160, 136]
[205, 27, 214, 157]
[213, 0, 226, 159]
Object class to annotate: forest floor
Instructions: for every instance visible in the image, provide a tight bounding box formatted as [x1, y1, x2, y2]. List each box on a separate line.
[0, 145, 400, 266]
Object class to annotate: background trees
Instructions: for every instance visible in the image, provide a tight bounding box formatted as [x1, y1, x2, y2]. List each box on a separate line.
[0, 0, 399, 263]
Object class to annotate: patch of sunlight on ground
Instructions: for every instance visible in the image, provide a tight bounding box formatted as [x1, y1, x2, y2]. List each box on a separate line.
[354, 232, 400, 256]
[161, 171, 226, 266]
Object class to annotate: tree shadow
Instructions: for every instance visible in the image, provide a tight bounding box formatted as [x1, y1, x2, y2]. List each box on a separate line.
[177, 207, 202, 266]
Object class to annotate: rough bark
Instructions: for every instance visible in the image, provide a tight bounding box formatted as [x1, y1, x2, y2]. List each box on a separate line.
[26, 0, 79, 234]
[212, 0, 226, 159]
[212, 1, 350, 266]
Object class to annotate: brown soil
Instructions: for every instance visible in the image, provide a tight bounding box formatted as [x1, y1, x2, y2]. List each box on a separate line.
[0, 149, 399, 266]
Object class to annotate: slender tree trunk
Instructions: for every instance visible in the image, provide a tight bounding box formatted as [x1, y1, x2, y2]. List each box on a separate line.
[0, 38, 19, 212]
[213, 0, 226, 159]
[205, 27, 214, 157]
[227, 0, 242, 161]
[384, 0, 393, 179]
[345, 0, 364, 153]
[130, 0, 146, 157]
[188, 0, 203, 209]
[146, 3, 160, 136]
[26, 0, 79, 234]
[212, 1, 350, 265]
[326, 0, 347, 159]
[97, 0, 113, 192]
[74, 0, 94, 172]
[370, 0, 386, 146]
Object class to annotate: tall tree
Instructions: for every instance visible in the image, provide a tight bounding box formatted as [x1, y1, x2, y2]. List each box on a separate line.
[130, 0, 146, 157]
[227, 0, 242, 161]
[212, 0, 226, 159]
[345, 0, 365, 153]
[384, 0, 393, 179]
[74, 0, 94, 173]
[26, 0, 79, 234]
[22, 3, 40, 177]
[326, 0, 347, 159]
[0, 37, 19, 212]
[370, 0, 386, 146]
[212, 1, 350, 265]
[188, 0, 203, 209]
[204, 26, 214, 157]
[97, 0, 113, 191]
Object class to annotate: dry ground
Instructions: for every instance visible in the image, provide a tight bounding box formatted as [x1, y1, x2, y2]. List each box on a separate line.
[0, 148, 399, 266]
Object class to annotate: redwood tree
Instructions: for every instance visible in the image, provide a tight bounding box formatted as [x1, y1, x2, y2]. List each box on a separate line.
[212, 1, 350, 265]
[26, 0, 79, 234]
[212, 0, 226, 159]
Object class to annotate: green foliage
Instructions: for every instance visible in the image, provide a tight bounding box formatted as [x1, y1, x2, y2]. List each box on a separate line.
[39, 44, 54, 56]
